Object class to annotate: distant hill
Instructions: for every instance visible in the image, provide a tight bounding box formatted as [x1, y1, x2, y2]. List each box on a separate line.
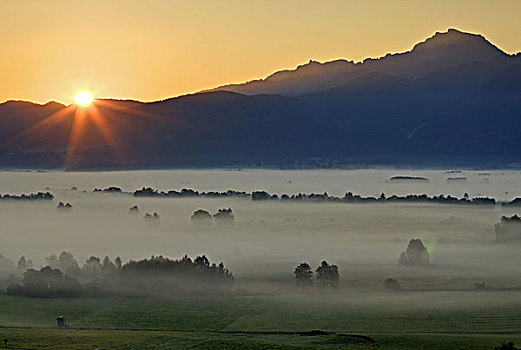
[1, 29, 520, 170]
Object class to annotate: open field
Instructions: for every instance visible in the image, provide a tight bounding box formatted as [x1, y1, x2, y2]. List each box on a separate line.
[1, 292, 521, 349]
[1, 169, 520, 349]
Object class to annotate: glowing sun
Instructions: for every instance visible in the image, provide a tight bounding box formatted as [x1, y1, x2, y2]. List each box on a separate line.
[75, 92, 93, 106]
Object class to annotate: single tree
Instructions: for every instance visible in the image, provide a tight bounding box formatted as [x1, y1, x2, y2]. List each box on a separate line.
[17, 256, 27, 272]
[399, 239, 429, 265]
[294, 262, 313, 292]
[58, 251, 81, 276]
[114, 256, 122, 270]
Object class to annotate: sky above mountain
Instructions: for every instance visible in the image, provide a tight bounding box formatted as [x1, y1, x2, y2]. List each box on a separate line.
[1, 0, 521, 104]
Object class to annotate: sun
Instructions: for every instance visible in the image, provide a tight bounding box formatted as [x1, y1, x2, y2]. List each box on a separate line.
[75, 92, 93, 106]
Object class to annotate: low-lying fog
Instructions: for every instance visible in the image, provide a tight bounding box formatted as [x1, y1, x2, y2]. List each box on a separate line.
[1, 169, 520, 293]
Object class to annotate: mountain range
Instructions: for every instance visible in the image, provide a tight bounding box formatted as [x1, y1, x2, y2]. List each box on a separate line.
[1, 28, 520, 170]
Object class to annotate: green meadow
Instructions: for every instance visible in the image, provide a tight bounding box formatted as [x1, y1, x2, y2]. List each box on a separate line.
[1, 290, 520, 349]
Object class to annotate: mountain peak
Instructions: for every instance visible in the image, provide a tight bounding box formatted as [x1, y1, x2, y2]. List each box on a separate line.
[412, 28, 503, 55]
[210, 29, 511, 96]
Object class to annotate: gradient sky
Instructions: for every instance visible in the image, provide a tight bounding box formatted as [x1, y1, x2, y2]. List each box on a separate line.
[1, 0, 520, 104]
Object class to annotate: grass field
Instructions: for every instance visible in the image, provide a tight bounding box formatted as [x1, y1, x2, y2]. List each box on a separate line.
[1, 291, 521, 349]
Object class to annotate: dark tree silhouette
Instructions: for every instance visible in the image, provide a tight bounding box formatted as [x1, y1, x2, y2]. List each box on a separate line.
[399, 239, 429, 265]
[294, 262, 313, 292]
[316, 261, 339, 290]
[122, 255, 233, 283]
[7, 267, 82, 297]
[191, 209, 212, 225]
[213, 208, 234, 226]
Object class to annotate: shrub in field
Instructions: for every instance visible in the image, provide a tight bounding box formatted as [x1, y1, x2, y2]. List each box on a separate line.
[384, 278, 401, 290]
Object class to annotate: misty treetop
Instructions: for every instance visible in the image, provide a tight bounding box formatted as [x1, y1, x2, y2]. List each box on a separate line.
[294, 263, 313, 292]
[123, 255, 233, 282]
[495, 215, 521, 242]
[399, 239, 430, 266]
[6, 252, 233, 298]
[191, 208, 235, 226]
[294, 261, 339, 292]
[56, 201, 72, 212]
[191, 209, 212, 225]
[7, 266, 82, 298]
[316, 261, 340, 290]
[213, 208, 234, 225]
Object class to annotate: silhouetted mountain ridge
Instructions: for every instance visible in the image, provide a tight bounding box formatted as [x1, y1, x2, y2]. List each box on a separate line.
[1, 29, 520, 169]
[211, 28, 512, 96]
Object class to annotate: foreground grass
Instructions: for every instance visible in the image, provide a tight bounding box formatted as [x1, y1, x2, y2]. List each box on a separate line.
[1, 329, 521, 350]
[1, 291, 521, 349]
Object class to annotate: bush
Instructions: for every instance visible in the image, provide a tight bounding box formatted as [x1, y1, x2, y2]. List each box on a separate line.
[384, 278, 401, 290]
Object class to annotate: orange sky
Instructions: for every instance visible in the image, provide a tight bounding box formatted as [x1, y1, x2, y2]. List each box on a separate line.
[1, 0, 520, 104]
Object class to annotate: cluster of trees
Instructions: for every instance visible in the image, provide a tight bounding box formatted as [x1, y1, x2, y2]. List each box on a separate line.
[399, 239, 430, 266]
[495, 215, 521, 242]
[96, 186, 501, 206]
[502, 198, 521, 207]
[123, 255, 233, 283]
[56, 202, 72, 212]
[93, 186, 123, 193]
[43, 251, 122, 278]
[7, 267, 82, 297]
[5, 252, 233, 298]
[294, 261, 339, 292]
[144, 212, 160, 225]
[191, 208, 234, 226]
[0, 192, 53, 200]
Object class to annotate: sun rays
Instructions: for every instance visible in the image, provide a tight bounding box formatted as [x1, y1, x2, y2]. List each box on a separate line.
[4, 98, 173, 169]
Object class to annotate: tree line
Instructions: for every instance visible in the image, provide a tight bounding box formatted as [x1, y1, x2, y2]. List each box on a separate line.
[5, 252, 233, 298]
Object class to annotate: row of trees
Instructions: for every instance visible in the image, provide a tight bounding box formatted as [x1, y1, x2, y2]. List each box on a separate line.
[6, 253, 234, 298]
[128, 186, 498, 206]
[42, 251, 122, 278]
[294, 261, 339, 291]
